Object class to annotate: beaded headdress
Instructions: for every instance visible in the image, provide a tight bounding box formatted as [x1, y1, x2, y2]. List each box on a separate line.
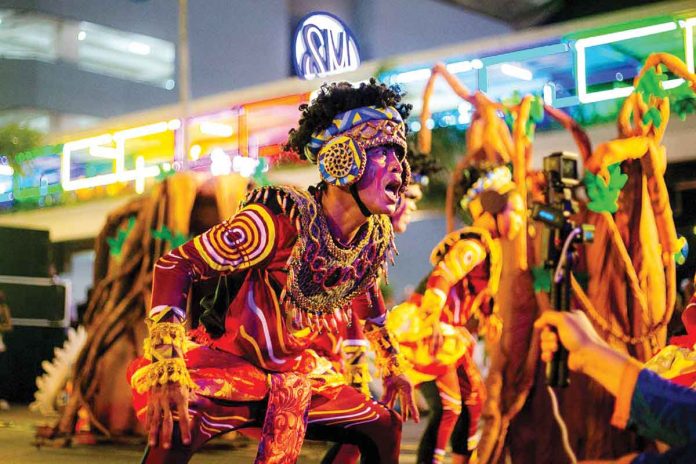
[304, 105, 409, 189]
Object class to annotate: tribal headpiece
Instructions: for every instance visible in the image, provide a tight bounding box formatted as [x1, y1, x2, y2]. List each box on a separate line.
[460, 165, 516, 219]
[304, 105, 410, 190]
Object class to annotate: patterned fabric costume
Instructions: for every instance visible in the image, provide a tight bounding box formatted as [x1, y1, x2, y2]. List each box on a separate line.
[387, 226, 503, 463]
[129, 102, 413, 464]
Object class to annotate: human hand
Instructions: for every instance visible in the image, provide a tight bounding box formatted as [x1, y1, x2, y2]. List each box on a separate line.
[382, 374, 420, 423]
[146, 382, 192, 449]
[534, 310, 607, 374]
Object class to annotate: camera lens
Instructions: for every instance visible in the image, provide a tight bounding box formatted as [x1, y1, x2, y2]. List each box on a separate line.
[562, 159, 577, 179]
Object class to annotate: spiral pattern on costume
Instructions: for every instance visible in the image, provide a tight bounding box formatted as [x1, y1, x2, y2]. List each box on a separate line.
[193, 204, 276, 271]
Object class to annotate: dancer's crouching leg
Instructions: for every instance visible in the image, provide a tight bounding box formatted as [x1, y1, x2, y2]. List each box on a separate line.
[306, 385, 402, 464]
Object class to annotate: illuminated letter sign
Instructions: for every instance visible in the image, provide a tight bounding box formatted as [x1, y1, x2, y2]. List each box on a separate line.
[61, 120, 180, 193]
[293, 12, 360, 80]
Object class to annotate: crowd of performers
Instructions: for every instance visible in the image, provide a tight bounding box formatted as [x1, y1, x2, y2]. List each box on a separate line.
[127, 79, 696, 463]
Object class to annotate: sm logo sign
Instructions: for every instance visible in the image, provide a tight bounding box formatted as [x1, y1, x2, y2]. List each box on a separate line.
[293, 12, 360, 80]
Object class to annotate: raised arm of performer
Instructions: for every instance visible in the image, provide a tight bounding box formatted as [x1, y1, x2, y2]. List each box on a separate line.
[420, 238, 489, 355]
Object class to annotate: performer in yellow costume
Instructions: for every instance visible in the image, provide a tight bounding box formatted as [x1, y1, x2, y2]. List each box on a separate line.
[388, 164, 524, 464]
[644, 276, 696, 389]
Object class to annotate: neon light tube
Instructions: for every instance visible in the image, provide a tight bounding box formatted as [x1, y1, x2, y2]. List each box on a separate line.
[393, 68, 431, 83]
[199, 121, 234, 137]
[500, 63, 533, 81]
[683, 18, 696, 73]
[576, 21, 680, 103]
[446, 61, 473, 74]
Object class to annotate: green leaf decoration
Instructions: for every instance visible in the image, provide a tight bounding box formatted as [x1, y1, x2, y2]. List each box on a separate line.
[156, 165, 176, 182]
[152, 225, 191, 250]
[669, 81, 695, 99]
[532, 265, 552, 293]
[502, 90, 522, 107]
[674, 236, 688, 265]
[636, 68, 668, 100]
[584, 163, 628, 213]
[672, 96, 696, 121]
[530, 96, 545, 123]
[525, 120, 536, 142]
[642, 106, 663, 129]
[668, 82, 696, 121]
[172, 232, 190, 248]
[107, 216, 136, 259]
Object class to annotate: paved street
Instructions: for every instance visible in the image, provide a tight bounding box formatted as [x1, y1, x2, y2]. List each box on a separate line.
[0, 404, 432, 463]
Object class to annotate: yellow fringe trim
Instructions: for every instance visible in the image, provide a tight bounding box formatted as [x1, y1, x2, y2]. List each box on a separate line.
[364, 325, 412, 378]
[374, 351, 411, 378]
[147, 322, 187, 353]
[478, 312, 503, 343]
[344, 363, 372, 399]
[130, 357, 196, 394]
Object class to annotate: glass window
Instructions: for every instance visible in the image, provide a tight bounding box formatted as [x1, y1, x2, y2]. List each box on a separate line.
[0, 9, 58, 62]
[77, 21, 175, 87]
[0, 9, 175, 87]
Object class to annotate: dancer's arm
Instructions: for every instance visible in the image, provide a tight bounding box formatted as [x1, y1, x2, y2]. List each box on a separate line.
[357, 284, 420, 422]
[141, 203, 278, 449]
[535, 310, 696, 448]
[422, 239, 487, 353]
[150, 203, 278, 315]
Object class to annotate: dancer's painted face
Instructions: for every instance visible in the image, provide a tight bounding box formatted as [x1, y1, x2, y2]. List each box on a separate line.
[497, 191, 525, 240]
[355, 145, 404, 216]
[391, 183, 423, 233]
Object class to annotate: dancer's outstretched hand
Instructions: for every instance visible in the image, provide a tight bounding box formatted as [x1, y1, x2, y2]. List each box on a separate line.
[146, 383, 192, 449]
[382, 374, 420, 423]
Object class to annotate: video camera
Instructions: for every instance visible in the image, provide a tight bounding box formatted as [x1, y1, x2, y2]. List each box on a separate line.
[532, 152, 594, 243]
[532, 152, 594, 388]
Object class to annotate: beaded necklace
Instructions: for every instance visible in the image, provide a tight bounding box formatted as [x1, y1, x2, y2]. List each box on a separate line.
[277, 186, 396, 332]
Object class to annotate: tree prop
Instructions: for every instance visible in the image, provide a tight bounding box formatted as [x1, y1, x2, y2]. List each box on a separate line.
[416, 53, 696, 462]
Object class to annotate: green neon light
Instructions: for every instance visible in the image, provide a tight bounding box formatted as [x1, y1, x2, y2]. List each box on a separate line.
[564, 15, 679, 41]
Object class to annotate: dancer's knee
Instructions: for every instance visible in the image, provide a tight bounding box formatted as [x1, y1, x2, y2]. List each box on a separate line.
[377, 406, 402, 440]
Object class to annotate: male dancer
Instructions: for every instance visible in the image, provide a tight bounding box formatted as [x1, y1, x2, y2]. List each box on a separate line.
[129, 80, 418, 463]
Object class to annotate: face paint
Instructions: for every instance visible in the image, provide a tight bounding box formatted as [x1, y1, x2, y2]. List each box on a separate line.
[354, 145, 404, 216]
